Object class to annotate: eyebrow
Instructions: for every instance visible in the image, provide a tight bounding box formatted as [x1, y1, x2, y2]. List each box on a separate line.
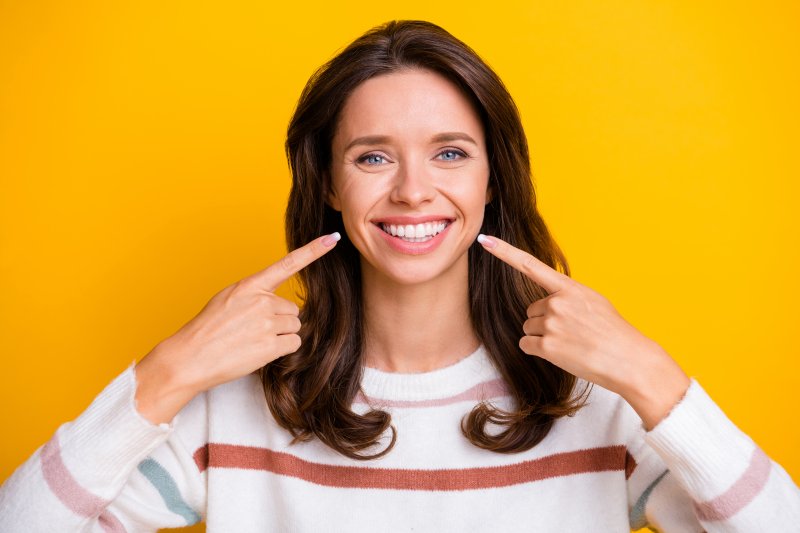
[343, 132, 478, 152]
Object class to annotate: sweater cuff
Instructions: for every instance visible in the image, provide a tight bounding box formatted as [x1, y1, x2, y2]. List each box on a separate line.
[642, 377, 756, 502]
[59, 360, 178, 486]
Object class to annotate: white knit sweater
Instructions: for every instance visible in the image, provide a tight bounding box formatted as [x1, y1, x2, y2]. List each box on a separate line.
[1, 344, 798, 532]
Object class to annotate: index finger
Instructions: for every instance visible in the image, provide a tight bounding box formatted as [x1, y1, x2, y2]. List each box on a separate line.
[476, 233, 569, 294]
[253, 232, 341, 292]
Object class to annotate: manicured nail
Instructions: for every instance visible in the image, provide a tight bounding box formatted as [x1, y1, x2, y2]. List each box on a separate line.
[322, 232, 341, 247]
[477, 234, 496, 249]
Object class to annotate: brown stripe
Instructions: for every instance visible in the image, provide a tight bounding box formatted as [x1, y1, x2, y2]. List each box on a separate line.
[193, 443, 209, 472]
[196, 443, 627, 491]
[625, 450, 638, 480]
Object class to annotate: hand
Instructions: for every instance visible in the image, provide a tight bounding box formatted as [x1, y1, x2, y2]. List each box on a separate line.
[134, 232, 340, 424]
[476, 233, 690, 429]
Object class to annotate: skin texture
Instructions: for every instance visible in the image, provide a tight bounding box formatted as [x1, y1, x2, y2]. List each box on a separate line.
[327, 68, 492, 372]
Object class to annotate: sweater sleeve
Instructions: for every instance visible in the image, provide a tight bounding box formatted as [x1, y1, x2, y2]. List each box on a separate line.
[0, 361, 208, 533]
[625, 377, 800, 531]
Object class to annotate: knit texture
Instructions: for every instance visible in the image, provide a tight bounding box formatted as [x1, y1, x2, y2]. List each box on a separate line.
[1, 344, 799, 532]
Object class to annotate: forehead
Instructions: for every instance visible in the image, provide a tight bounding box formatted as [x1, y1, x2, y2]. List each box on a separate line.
[333, 68, 484, 146]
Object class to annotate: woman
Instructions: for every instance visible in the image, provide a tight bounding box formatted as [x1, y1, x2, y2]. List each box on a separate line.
[1, 19, 798, 532]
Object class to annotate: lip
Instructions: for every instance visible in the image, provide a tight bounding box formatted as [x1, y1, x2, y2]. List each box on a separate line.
[371, 215, 455, 225]
[373, 219, 454, 255]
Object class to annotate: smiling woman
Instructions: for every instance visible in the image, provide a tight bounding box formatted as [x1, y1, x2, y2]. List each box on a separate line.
[329, 71, 489, 263]
[1, 18, 799, 533]
[272, 24, 589, 459]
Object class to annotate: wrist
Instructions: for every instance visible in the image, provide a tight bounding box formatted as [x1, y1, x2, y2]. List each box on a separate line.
[620, 340, 691, 431]
[134, 340, 199, 425]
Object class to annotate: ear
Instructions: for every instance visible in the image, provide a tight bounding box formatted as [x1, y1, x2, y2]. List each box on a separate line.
[485, 182, 494, 205]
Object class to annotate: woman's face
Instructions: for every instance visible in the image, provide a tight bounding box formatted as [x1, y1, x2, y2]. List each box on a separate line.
[328, 68, 491, 286]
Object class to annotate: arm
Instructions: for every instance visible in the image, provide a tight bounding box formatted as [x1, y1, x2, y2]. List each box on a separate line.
[624, 376, 800, 531]
[474, 235, 800, 529]
[0, 357, 208, 532]
[0, 233, 342, 532]
[0, 233, 340, 532]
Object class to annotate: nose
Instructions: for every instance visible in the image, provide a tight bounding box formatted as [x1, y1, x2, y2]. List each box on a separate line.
[389, 157, 436, 207]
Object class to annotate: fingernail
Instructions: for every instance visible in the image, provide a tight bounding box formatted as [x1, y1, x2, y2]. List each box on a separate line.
[322, 232, 341, 247]
[477, 233, 496, 249]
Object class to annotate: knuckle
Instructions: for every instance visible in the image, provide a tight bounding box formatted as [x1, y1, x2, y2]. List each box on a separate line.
[540, 335, 555, 353]
[521, 335, 538, 354]
[522, 256, 537, 274]
[289, 333, 302, 351]
[290, 316, 302, 332]
[518, 335, 529, 351]
[547, 296, 564, 314]
[265, 292, 282, 305]
[232, 279, 258, 300]
[227, 279, 247, 297]
[278, 253, 297, 273]
[220, 282, 246, 306]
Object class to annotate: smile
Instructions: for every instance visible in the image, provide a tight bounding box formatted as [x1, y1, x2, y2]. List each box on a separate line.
[379, 220, 451, 242]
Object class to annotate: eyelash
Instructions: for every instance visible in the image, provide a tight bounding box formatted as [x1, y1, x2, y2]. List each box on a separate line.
[356, 148, 468, 165]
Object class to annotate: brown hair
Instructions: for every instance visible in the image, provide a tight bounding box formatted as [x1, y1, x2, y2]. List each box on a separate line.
[260, 19, 592, 460]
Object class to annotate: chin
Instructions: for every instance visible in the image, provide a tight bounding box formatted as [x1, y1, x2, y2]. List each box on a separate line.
[365, 250, 468, 287]
[385, 266, 444, 286]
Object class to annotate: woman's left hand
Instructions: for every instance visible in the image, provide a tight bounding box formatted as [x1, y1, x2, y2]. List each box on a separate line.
[476, 233, 691, 430]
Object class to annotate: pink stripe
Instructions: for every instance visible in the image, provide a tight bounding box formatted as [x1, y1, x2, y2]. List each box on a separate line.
[40, 432, 127, 532]
[693, 446, 772, 521]
[354, 378, 510, 408]
[97, 512, 126, 533]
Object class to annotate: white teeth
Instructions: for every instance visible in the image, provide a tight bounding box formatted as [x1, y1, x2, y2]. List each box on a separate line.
[380, 220, 450, 241]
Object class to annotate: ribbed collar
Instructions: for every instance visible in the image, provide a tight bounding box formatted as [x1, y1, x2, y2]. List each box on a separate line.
[359, 343, 498, 402]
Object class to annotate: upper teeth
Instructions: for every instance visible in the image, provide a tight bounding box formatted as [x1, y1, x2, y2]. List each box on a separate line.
[380, 220, 450, 238]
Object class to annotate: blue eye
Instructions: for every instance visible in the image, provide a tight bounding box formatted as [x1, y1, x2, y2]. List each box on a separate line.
[357, 154, 384, 165]
[437, 149, 467, 161]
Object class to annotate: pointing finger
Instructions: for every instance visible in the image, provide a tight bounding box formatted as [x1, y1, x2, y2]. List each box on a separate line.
[252, 232, 341, 292]
[476, 233, 569, 294]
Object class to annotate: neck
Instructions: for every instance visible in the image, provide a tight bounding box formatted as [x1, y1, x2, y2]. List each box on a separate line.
[361, 253, 481, 373]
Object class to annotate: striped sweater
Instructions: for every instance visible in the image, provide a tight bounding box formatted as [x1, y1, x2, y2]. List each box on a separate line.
[1, 344, 798, 532]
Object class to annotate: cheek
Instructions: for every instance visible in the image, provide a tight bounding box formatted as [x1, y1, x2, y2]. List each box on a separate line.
[335, 179, 377, 233]
[452, 176, 490, 212]
[343, 190, 368, 212]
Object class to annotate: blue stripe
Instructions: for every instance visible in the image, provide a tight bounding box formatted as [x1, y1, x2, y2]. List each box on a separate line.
[630, 469, 669, 529]
[137, 457, 202, 525]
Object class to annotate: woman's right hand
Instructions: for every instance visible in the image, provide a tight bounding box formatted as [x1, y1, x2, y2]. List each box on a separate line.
[133, 232, 341, 425]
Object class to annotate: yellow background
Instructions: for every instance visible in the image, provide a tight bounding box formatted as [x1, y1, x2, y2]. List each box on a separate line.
[1, 1, 798, 532]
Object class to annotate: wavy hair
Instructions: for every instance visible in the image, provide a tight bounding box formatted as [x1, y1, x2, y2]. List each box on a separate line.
[259, 19, 592, 460]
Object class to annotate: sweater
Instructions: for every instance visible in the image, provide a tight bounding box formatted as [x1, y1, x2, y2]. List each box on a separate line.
[1, 343, 798, 532]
